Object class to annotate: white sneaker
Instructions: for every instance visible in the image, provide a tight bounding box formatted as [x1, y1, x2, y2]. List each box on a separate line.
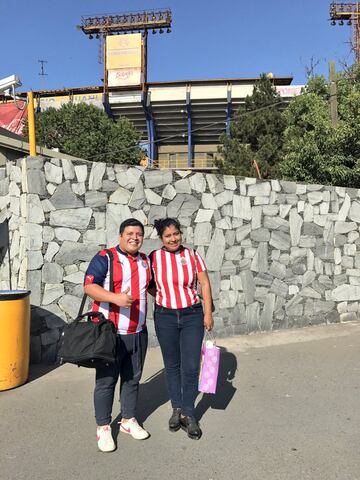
[119, 418, 150, 440]
[96, 425, 116, 452]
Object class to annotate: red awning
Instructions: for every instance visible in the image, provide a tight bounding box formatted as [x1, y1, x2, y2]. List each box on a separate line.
[0, 102, 27, 135]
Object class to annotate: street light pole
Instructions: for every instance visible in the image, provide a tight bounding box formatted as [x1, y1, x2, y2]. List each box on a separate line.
[27, 91, 36, 156]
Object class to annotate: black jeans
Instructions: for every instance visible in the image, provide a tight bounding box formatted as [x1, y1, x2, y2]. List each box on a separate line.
[154, 303, 204, 417]
[94, 329, 148, 426]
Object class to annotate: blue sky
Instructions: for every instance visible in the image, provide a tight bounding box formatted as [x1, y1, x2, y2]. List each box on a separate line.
[0, 0, 353, 92]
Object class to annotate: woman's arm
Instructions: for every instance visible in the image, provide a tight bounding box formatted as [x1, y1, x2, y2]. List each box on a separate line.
[197, 271, 214, 331]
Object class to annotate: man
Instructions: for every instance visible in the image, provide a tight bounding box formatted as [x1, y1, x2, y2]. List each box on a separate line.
[84, 218, 151, 452]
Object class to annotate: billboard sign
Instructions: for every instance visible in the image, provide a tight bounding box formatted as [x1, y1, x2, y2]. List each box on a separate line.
[106, 33, 144, 87]
[35, 93, 104, 111]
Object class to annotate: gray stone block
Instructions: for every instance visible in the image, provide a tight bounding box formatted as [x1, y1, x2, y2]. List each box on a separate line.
[224, 246, 242, 261]
[42, 262, 64, 284]
[271, 278, 288, 298]
[101, 180, 119, 192]
[27, 270, 41, 306]
[89, 162, 106, 190]
[221, 261, 237, 277]
[240, 270, 255, 305]
[116, 167, 143, 189]
[269, 261, 286, 279]
[42, 284, 65, 305]
[28, 251, 44, 270]
[206, 174, 224, 194]
[246, 302, 260, 331]
[58, 294, 82, 320]
[194, 222, 212, 246]
[263, 216, 289, 232]
[251, 242, 268, 273]
[205, 228, 225, 271]
[55, 241, 100, 266]
[250, 228, 270, 242]
[45, 162, 63, 184]
[148, 205, 167, 225]
[27, 170, 46, 195]
[85, 191, 108, 207]
[144, 170, 173, 188]
[50, 208, 92, 229]
[270, 231, 291, 251]
[62, 158, 75, 180]
[303, 222, 323, 236]
[260, 293, 275, 330]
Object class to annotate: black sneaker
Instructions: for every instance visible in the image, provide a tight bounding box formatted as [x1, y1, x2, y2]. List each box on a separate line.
[169, 408, 181, 432]
[180, 415, 202, 440]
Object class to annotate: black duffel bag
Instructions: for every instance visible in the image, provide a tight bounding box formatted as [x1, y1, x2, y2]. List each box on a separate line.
[58, 249, 117, 368]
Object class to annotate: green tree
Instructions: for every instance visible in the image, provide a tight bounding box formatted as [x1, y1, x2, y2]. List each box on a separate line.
[217, 74, 286, 178]
[27, 103, 144, 164]
[280, 65, 360, 187]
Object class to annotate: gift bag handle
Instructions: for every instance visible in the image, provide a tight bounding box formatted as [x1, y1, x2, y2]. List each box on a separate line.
[204, 329, 216, 344]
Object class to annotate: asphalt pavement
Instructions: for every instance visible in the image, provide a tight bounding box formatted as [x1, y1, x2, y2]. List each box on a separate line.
[1, 321, 360, 480]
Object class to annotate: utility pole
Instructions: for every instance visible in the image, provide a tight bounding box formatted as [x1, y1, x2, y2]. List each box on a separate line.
[329, 61, 338, 128]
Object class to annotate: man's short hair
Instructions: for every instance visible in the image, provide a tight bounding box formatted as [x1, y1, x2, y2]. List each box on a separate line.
[119, 218, 144, 235]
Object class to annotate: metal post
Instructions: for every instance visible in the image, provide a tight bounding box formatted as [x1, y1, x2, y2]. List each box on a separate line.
[142, 90, 157, 166]
[186, 87, 192, 168]
[27, 91, 36, 156]
[226, 83, 232, 137]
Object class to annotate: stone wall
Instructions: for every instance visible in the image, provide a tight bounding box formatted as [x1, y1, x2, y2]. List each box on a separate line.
[1, 155, 360, 363]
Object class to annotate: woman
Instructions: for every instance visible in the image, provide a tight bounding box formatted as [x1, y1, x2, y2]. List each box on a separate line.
[150, 218, 214, 440]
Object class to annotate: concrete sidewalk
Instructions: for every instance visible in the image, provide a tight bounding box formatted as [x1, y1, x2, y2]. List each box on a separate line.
[1, 322, 360, 480]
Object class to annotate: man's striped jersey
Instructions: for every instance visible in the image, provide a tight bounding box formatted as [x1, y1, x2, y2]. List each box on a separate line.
[84, 246, 151, 335]
[150, 246, 206, 309]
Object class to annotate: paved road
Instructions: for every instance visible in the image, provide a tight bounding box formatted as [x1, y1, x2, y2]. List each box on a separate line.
[1, 322, 360, 480]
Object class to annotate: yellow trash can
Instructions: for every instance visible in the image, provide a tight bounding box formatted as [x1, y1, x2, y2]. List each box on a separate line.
[0, 290, 31, 391]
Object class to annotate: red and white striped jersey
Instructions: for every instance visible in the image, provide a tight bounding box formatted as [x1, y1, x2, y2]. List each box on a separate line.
[150, 246, 207, 309]
[85, 246, 151, 335]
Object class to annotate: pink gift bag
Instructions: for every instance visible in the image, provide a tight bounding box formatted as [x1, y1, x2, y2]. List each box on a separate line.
[198, 335, 220, 394]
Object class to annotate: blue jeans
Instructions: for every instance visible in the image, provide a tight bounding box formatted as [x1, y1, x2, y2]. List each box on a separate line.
[94, 329, 148, 426]
[154, 303, 204, 417]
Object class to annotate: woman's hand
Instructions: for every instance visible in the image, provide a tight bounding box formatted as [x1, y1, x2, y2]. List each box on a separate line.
[204, 314, 214, 331]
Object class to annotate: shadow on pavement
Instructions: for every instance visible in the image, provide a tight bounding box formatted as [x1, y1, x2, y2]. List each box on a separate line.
[111, 368, 168, 441]
[195, 347, 237, 420]
[110, 347, 237, 441]
[27, 362, 61, 383]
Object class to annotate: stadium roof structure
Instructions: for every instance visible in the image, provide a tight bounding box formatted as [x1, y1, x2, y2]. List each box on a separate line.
[26, 75, 301, 167]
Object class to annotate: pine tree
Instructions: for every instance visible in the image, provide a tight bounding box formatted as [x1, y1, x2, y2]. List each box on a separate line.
[217, 74, 286, 178]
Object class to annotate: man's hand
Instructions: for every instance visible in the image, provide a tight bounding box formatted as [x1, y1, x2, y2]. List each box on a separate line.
[204, 314, 214, 331]
[113, 287, 133, 308]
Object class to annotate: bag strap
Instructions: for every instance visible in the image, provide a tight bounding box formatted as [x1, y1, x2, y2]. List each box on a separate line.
[190, 248, 200, 292]
[78, 248, 115, 317]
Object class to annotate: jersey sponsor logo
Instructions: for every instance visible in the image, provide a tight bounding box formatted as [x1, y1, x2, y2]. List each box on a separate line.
[85, 274, 94, 285]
